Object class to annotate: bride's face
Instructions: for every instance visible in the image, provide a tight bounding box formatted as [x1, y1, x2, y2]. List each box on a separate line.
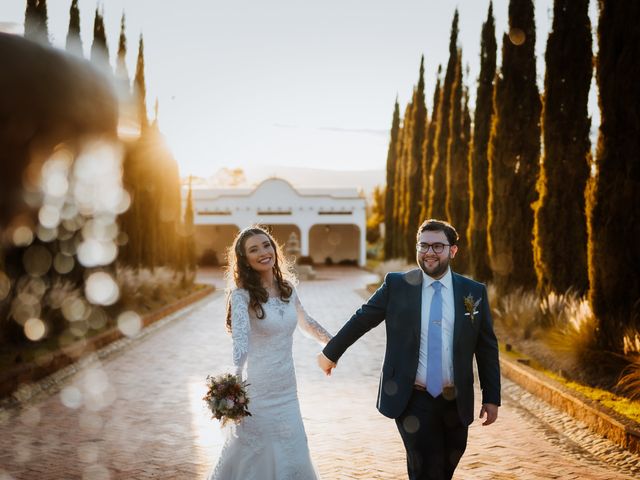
[243, 233, 276, 274]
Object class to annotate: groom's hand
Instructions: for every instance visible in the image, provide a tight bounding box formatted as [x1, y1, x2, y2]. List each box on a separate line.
[479, 403, 499, 426]
[317, 352, 337, 376]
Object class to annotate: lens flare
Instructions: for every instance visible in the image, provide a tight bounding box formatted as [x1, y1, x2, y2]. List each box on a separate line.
[54, 252, 75, 274]
[82, 464, 110, 480]
[36, 225, 58, 242]
[60, 386, 83, 409]
[24, 317, 46, 341]
[22, 245, 53, 276]
[85, 272, 119, 306]
[62, 296, 89, 322]
[38, 204, 61, 229]
[19, 406, 41, 427]
[12, 226, 34, 247]
[509, 27, 526, 46]
[117, 311, 142, 337]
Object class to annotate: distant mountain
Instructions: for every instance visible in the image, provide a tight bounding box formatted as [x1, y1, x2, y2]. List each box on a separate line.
[203, 165, 386, 197]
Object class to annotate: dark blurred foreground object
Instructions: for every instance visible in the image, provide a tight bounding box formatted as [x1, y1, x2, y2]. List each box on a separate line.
[0, 32, 117, 234]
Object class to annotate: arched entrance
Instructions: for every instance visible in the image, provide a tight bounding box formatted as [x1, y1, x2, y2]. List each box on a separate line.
[262, 224, 302, 255]
[193, 224, 239, 265]
[308, 224, 360, 265]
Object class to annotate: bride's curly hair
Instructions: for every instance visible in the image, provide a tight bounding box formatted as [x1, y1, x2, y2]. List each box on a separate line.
[225, 226, 296, 332]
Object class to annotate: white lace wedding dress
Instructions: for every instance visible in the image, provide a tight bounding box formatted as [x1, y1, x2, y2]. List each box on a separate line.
[209, 287, 331, 480]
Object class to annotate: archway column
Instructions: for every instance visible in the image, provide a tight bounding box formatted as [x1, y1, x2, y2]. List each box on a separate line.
[299, 226, 310, 257]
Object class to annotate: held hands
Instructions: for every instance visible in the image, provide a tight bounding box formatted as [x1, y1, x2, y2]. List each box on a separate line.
[479, 403, 499, 426]
[317, 352, 337, 376]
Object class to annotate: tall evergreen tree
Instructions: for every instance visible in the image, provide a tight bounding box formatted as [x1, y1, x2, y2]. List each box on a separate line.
[487, 0, 541, 292]
[116, 13, 130, 93]
[184, 177, 197, 272]
[445, 54, 470, 272]
[533, 0, 592, 295]
[90, 8, 110, 72]
[391, 116, 405, 258]
[134, 35, 149, 131]
[405, 57, 428, 260]
[587, 0, 640, 353]
[459, 81, 473, 273]
[398, 101, 414, 260]
[468, 2, 496, 282]
[24, 0, 49, 45]
[118, 143, 143, 268]
[429, 10, 459, 220]
[24, 0, 38, 39]
[65, 0, 82, 56]
[420, 66, 442, 221]
[392, 103, 411, 259]
[383, 99, 401, 260]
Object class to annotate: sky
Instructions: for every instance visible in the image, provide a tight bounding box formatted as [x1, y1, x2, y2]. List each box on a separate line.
[1, 0, 598, 177]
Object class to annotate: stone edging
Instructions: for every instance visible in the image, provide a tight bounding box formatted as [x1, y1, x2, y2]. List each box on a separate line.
[500, 355, 640, 455]
[0, 285, 215, 400]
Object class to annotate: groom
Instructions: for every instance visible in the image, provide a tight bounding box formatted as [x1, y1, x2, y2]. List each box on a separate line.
[318, 219, 500, 480]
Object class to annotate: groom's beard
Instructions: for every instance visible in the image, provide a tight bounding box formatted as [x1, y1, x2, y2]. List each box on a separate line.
[418, 255, 450, 279]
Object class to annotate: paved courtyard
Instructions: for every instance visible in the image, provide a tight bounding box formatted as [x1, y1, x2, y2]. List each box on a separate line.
[1, 267, 639, 479]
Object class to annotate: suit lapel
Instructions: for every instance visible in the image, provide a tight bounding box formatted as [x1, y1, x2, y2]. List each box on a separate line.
[451, 272, 466, 349]
[404, 269, 423, 342]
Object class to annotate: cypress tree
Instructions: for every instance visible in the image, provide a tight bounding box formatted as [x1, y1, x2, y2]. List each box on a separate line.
[24, 0, 38, 39]
[445, 54, 470, 273]
[150, 102, 180, 269]
[90, 8, 110, 72]
[65, 0, 82, 56]
[405, 57, 428, 260]
[383, 99, 401, 260]
[587, 0, 640, 353]
[24, 0, 49, 45]
[459, 82, 473, 273]
[134, 35, 149, 131]
[487, 0, 541, 292]
[468, 2, 496, 282]
[116, 13, 130, 92]
[391, 115, 406, 258]
[533, 0, 592, 295]
[398, 101, 413, 260]
[421, 66, 442, 221]
[184, 177, 196, 272]
[118, 142, 143, 268]
[429, 10, 459, 219]
[393, 103, 412, 259]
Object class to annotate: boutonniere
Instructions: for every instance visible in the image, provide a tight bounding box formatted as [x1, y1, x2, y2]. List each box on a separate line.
[463, 294, 481, 323]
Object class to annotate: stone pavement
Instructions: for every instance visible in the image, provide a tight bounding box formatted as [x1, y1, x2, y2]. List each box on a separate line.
[1, 267, 639, 479]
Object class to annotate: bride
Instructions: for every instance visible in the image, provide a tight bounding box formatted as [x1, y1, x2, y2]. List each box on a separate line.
[209, 226, 332, 480]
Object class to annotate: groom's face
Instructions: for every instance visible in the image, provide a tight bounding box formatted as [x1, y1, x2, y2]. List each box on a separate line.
[416, 230, 457, 279]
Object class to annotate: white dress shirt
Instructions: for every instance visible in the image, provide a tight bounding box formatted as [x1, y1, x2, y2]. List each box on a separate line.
[414, 268, 455, 389]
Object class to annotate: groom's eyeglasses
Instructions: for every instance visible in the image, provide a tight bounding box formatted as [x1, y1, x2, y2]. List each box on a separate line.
[416, 242, 450, 254]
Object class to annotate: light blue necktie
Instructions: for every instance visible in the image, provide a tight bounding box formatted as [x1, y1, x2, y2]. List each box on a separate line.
[426, 281, 443, 397]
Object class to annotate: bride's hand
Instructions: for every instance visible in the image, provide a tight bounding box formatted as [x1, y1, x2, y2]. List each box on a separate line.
[317, 352, 337, 376]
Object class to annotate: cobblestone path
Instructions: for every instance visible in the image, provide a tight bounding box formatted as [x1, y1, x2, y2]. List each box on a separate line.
[1, 267, 638, 479]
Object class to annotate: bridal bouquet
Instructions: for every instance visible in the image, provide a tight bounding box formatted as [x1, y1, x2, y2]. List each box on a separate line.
[203, 373, 251, 426]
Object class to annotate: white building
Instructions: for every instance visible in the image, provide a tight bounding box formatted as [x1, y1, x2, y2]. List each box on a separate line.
[186, 177, 367, 266]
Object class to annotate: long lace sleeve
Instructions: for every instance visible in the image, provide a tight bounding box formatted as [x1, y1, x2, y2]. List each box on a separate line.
[230, 289, 250, 377]
[293, 287, 333, 346]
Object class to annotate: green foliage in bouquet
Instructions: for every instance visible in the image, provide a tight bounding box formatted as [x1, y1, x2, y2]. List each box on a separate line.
[203, 373, 251, 427]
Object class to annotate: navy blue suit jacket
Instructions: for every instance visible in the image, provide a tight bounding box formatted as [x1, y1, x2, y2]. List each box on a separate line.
[323, 269, 501, 426]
